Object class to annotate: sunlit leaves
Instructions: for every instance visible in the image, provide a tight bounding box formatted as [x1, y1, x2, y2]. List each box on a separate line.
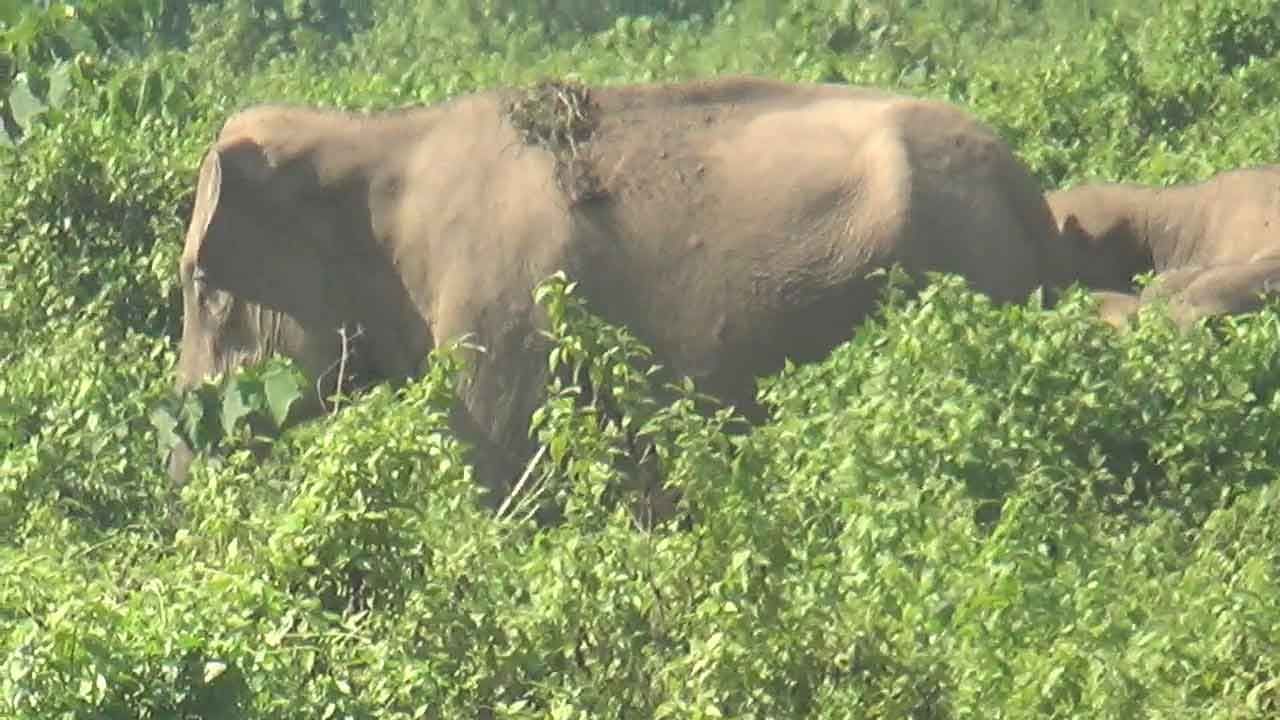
[7, 0, 1280, 716]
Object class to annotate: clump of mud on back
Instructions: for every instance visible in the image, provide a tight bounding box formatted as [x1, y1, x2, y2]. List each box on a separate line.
[504, 78, 606, 204]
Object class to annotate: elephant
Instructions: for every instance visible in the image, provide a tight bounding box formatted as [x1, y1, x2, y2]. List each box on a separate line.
[1045, 166, 1280, 327]
[167, 74, 1061, 513]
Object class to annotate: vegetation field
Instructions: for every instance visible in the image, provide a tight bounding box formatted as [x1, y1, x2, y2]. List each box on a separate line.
[5, 0, 1280, 717]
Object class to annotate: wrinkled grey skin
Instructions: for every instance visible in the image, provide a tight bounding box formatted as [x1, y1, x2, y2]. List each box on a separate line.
[167, 75, 1061, 508]
[1045, 165, 1280, 328]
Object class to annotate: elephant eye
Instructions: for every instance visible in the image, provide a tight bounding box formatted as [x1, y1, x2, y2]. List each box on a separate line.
[191, 266, 213, 301]
[191, 266, 234, 319]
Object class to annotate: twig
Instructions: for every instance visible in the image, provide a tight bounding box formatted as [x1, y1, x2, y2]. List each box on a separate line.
[315, 324, 365, 414]
[497, 443, 549, 521]
[333, 324, 359, 414]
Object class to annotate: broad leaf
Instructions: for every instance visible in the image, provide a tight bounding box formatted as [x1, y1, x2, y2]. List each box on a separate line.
[148, 403, 180, 457]
[220, 380, 254, 437]
[0, 0, 24, 26]
[45, 60, 73, 108]
[262, 364, 304, 428]
[8, 73, 46, 132]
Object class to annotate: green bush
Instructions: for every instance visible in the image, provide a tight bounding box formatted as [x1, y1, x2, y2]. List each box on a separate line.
[0, 106, 209, 344]
[8, 273, 1280, 717]
[6, 0, 1280, 716]
[0, 317, 174, 543]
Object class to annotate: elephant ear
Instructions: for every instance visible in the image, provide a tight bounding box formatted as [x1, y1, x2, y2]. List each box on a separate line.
[1058, 212, 1084, 238]
[1055, 212, 1096, 253]
[215, 135, 273, 184]
[186, 136, 272, 267]
[184, 147, 223, 254]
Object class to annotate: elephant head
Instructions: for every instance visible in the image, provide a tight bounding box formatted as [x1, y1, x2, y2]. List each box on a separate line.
[167, 128, 381, 485]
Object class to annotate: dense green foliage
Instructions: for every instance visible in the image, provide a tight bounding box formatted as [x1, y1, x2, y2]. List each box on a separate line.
[5, 0, 1280, 716]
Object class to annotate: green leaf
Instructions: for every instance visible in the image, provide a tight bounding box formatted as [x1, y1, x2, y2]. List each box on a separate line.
[220, 380, 254, 437]
[149, 403, 181, 456]
[263, 364, 303, 428]
[45, 60, 73, 108]
[55, 19, 98, 56]
[0, 0, 23, 25]
[181, 390, 210, 448]
[136, 68, 158, 117]
[8, 73, 47, 131]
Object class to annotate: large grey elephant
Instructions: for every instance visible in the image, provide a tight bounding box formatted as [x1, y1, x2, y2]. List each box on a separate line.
[1045, 166, 1280, 327]
[167, 74, 1061, 507]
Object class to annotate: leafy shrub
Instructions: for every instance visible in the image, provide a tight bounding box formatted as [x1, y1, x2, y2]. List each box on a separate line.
[149, 356, 307, 482]
[9, 272, 1280, 717]
[0, 0, 221, 144]
[466, 0, 722, 35]
[0, 316, 174, 543]
[185, 0, 374, 75]
[764, 277, 1280, 527]
[0, 104, 208, 344]
[6, 0, 1280, 716]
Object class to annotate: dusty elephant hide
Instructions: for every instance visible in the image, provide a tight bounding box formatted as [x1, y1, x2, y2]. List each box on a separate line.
[167, 74, 1061, 514]
[1045, 165, 1280, 327]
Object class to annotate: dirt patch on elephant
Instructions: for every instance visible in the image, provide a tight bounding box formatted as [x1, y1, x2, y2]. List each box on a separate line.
[504, 79, 606, 204]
